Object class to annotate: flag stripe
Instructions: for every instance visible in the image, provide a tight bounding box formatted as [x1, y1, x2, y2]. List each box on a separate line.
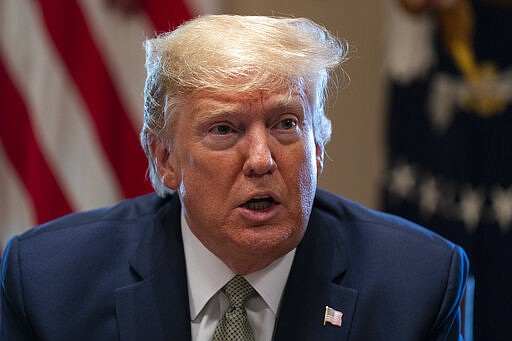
[77, 0, 153, 129]
[36, 0, 152, 198]
[0, 59, 73, 223]
[0, 143, 36, 243]
[142, 0, 192, 33]
[0, 0, 123, 212]
[0, 0, 216, 249]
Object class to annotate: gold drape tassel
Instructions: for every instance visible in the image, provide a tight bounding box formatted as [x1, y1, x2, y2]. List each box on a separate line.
[439, 0, 507, 117]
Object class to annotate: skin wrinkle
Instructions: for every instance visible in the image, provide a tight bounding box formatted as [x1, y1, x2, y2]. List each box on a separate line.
[142, 15, 346, 274]
[153, 88, 321, 274]
[141, 16, 346, 196]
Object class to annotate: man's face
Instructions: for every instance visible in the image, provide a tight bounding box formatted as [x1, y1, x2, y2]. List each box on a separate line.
[156, 89, 323, 273]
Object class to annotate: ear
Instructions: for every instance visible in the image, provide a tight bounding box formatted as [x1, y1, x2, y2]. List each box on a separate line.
[315, 143, 324, 176]
[149, 137, 180, 190]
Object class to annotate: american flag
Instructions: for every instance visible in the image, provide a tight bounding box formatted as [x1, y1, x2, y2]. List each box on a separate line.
[0, 0, 220, 249]
[324, 305, 343, 327]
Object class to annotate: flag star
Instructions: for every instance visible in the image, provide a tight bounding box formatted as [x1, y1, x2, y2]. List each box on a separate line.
[388, 162, 416, 199]
[459, 187, 484, 234]
[419, 176, 440, 217]
[491, 186, 512, 234]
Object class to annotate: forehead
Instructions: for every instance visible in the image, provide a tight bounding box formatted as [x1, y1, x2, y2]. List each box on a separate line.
[186, 88, 307, 116]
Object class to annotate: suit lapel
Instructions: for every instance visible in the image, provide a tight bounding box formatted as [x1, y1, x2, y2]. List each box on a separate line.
[113, 193, 358, 340]
[274, 207, 358, 340]
[115, 195, 191, 341]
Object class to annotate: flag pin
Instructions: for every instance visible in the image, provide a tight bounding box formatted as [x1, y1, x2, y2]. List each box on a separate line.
[324, 305, 343, 327]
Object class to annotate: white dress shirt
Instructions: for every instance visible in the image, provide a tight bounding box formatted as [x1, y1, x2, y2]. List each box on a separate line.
[181, 214, 296, 341]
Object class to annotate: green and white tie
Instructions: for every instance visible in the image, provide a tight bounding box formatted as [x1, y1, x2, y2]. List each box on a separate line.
[212, 276, 256, 341]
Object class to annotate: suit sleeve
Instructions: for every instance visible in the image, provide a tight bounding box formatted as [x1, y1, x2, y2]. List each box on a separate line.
[430, 245, 470, 341]
[1, 236, 37, 340]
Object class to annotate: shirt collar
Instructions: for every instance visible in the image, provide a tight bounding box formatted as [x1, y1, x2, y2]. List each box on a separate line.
[180, 213, 296, 320]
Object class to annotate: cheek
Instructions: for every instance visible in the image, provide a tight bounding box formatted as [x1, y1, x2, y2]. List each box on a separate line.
[178, 151, 238, 200]
[297, 160, 317, 214]
[283, 141, 318, 213]
[179, 172, 224, 228]
[298, 136, 319, 182]
[301, 138, 319, 202]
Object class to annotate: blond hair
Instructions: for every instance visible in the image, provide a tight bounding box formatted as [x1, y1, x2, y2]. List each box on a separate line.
[141, 14, 348, 196]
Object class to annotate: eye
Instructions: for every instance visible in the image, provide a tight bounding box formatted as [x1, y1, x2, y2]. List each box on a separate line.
[276, 118, 297, 130]
[210, 124, 233, 135]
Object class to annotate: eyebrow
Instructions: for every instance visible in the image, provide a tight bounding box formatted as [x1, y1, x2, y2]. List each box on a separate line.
[263, 93, 305, 111]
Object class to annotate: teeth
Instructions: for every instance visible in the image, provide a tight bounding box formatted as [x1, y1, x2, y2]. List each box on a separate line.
[243, 194, 277, 211]
[247, 200, 272, 211]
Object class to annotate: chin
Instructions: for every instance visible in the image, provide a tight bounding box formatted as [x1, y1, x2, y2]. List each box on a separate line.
[234, 225, 304, 255]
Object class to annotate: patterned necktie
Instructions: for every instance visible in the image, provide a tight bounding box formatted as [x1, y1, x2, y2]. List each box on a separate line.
[212, 276, 257, 341]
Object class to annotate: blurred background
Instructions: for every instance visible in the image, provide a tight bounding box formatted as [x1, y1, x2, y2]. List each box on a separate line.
[1, 0, 510, 339]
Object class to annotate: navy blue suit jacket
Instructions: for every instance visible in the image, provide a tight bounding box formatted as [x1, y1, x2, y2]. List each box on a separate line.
[1, 189, 468, 340]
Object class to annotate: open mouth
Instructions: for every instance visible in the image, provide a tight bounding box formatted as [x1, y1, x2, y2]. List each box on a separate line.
[242, 196, 278, 211]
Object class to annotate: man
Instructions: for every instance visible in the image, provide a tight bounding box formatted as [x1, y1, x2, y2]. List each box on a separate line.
[1, 15, 468, 340]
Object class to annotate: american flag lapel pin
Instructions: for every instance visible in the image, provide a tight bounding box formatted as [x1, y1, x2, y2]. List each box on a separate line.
[324, 305, 343, 327]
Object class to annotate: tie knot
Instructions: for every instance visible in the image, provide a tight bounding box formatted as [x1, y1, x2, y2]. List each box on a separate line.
[223, 276, 256, 308]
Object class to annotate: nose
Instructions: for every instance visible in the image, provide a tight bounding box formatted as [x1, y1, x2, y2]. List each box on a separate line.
[242, 127, 277, 176]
